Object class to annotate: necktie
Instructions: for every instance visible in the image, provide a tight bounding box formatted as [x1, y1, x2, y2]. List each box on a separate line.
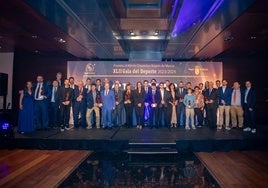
[105, 90, 108, 96]
[209, 89, 212, 96]
[35, 84, 40, 99]
[233, 90, 237, 103]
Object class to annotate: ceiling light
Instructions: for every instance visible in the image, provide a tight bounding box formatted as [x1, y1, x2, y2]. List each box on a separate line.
[250, 36, 256, 40]
[34, 50, 40, 54]
[129, 30, 135, 36]
[54, 37, 66, 43]
[31, 35, 38, 39]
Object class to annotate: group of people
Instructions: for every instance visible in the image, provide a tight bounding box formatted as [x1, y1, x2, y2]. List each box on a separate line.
[17, 72, 257, 134]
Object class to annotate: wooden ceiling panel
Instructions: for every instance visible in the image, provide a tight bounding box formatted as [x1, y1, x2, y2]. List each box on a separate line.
[120, 18, 168, 30]
[127, 8, 160, 18]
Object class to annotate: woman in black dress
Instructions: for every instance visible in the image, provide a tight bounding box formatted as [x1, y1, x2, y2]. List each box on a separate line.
[123, 83, 134, 128]
[133, 81, 146, 129]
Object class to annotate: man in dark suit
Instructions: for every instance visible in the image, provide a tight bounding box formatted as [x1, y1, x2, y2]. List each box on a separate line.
[112, 82, 124, 127]
[69, 76, 78, 126]
[143, 80, 152, 126]
[156, 82, 171, 128]
[148, 83, 159, 128]
[176, 81, 187, 127]
[73, 80, 87, 128]
[34, 75, 51, 130]
[86, 83, 102, 129]
[58, 79, 74, 131]
[101, 83, 115, 129]
[56, 72, 63, 87]
[49, 80, 59, 128]
[243, 81, 257, 133]
[203, 81, 219, 129]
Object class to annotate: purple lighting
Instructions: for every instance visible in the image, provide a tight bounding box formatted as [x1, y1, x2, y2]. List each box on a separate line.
[171, 0, 224, 37]
[1, 122, 10, 130]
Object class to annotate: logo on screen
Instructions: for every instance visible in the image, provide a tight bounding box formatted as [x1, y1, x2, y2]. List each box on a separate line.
[84, 63, 95, 75]
[195, 66, 200, 75]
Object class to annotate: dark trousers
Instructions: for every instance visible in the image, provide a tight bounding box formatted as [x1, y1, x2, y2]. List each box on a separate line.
[73, 101, 86, 127]
[243, 103, 256, 129]
[124, 104, 133, 127]
[135, 106, 144, 126]
[113, 104, 123, 126]
[149, 107, 157, 127]
[60, 104, 70, 128]
[194, 108, 203, 126]
[176, 102, 186, 126]
[157, 106, 171, 127]
[206, 105, 217, 128]
[49, 102, 59, 127]
[34, 100, 49, 129]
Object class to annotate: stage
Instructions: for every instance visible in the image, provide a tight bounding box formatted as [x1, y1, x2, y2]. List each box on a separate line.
[2, 124, 267, 152]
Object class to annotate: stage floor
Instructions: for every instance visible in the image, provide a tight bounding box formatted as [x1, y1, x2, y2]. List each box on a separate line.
[3, 124, 268, 152]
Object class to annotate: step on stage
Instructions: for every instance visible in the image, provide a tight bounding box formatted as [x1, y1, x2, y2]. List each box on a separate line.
[2, 125, 268, 152]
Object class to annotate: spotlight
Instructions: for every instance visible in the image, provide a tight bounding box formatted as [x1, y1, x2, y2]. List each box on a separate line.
[0, 121, 14, 139]
[129, 30, 135, 36]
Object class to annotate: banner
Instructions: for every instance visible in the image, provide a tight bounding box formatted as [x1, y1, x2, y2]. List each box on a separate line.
[67, 61, 222, 86]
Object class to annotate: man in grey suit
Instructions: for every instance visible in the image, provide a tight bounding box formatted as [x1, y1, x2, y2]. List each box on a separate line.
[101, 83, 115, 129]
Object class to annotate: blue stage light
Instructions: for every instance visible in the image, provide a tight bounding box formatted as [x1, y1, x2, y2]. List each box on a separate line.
[0, 121, 14, 138]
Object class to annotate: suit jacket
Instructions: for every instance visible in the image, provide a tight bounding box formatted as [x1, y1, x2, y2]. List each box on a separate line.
[218, 86, 232, 106]
[33, 81, 51, 101]
[157, 89, 170, 108]
[74, 87, 87, 104]
[231, 88, 244, 106]
[177, 88, 187, 101]
[86, 90, 101, 109]
[101, 90, 115, 109]
[203, 88, 219, 108]
[243, 87, 256, 109]
[123, 90, 134, 106]
[143, 86, 152, 103]
[167, 90, 179, 107]
[58, 87, 74, 106]
[147, 89, 160, 105]
[133, 89, 146, 107]
[50, 86, 59, 105]
[113, 88, 124, 107]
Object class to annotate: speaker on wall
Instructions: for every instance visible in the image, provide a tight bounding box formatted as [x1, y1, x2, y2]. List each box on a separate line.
[0, 73, 8, 96]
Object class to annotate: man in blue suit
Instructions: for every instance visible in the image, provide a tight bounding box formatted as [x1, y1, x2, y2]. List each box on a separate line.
[217, 79, 232, 130]
[243, 81, 257, 133]
[101, 83, 115, 129]
[34, 75, 51, 130]
[73, 81, 87, 128]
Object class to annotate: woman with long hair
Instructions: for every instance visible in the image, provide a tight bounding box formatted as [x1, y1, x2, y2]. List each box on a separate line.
[123, 83, 134, 128]
[133, 81, 145, 129]
[18, 81, 35, 133]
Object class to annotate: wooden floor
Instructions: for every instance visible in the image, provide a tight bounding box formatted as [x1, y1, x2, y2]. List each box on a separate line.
[0, 149, 91, 188]
[196, 151, 268, 188]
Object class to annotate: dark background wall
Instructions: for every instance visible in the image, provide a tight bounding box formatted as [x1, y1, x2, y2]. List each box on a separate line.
[11, 51, 268, 124]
